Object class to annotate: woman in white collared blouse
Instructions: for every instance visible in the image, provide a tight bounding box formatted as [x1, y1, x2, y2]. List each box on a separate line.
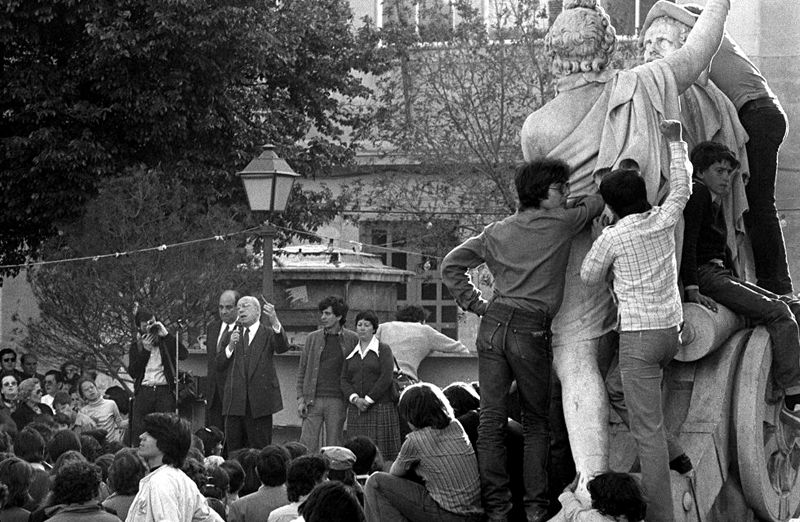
[341, 310, 401, 460]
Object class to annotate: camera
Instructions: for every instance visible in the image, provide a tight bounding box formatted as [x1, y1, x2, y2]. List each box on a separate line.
[145, 320, 160, 335]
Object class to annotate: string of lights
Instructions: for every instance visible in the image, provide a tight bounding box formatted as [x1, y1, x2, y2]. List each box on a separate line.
[0, 221, 461, 271]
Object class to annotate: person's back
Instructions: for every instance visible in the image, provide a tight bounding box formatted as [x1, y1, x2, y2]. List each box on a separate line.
[580, 121, 692, 522]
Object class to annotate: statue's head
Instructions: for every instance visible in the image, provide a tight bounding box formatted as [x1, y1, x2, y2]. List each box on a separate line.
[641, 16, 690, 62]
[545, 0, 617, 77]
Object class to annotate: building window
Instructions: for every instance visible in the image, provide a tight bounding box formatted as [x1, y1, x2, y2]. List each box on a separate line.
[360, 220, 461, 339]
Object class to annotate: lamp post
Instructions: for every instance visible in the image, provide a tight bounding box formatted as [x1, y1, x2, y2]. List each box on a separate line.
[238, 144, 300, 302]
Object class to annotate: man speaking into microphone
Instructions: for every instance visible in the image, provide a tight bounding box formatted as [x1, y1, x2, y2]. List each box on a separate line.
[216, 296, 289, 451]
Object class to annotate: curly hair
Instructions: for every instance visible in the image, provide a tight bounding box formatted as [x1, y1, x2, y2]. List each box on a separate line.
[141, 412, 191, 468]
[17, 377, 41, 404]
[318, 296, 349, 326]
[51, 461, 103, 505]
[0, 457, 33, 508]
[545, 0, 617, 77]
[589, 471, 647, 521]
[108, 448, 147, 496]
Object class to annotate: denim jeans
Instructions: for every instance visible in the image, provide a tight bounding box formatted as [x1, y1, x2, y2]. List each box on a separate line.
[477, 302, 552, 522]
[615, 327, 680, 522]
[698, 263, 800, 394]
[740, 100, 793, 294]
[364, 473, 481, 522]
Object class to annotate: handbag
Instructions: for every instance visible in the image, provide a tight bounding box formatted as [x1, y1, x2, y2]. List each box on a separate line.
[391, 357, 419, 403]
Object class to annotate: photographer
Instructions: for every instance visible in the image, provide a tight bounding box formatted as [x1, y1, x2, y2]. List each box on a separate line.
[129, 308, 188, 443]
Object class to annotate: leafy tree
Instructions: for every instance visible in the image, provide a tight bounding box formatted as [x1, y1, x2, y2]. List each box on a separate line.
[0, 0, 381, 278]
[20, 169, 347, 389]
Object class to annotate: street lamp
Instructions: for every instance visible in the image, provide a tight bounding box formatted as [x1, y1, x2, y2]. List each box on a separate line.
[238, 144, 300, 301]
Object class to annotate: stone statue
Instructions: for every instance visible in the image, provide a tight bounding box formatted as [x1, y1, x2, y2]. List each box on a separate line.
[520, 0, 730, 501]
[640, 2, 751, 278]
[641, 1, 794, 296]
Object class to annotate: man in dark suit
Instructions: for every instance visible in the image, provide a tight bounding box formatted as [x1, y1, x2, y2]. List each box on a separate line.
[216, 296, 289, 451]
[129, 308, 188, 443]
[206, 289, 240, 430]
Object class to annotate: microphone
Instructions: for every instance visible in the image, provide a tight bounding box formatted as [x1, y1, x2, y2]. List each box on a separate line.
[235, 320, 244, 348]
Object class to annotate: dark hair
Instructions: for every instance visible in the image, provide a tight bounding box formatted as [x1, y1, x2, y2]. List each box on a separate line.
[0, 457, 33, 507]
[515, 158, 571, 210]
[48, 429, 82, 463]
[283, 441, 309, 461]
[599, 169, 652, 218]
[203, 463, 230, 501]
[15, 427, 46, 463]
[195, 427, 225, 457]
[220, 459, 246, 495]
[354, 310, 379, 332]
[618, 158, 640, 171]
[589, 471, 647, 521]
[286, 455, 328, 502]
[45, 370, 64, 384]
[0, 348, 17, 362]
[442, 382, 481, 418]
[141, 412, 191, 468]
[80, 434, 102, 463]
[231, 448, 261, 496]
[398, 383, 453, 430]
[318, 296, 349, 326]
[299, 481, 365, 522]
[182, 457, 206, 489]
[81, 429, 107, 449]
[95, 453, 114, 482]
[53, 412, 71, 427]
[395, 305, 428, 323]
[343, 436, 378, 476]
[104, 386, 130, 416]
[135, 309, 155, 325]
[77, 378, 100, 401]
[51, 461, 102, 505]
[20, 353, 37, 364]
[108, 448, 147, 496]
[690, 141, 740, 177]
[256, 445, 291, 487]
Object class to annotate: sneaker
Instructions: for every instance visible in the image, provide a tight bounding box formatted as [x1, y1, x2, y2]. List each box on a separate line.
[781, 403, 800, 430]
[669, 453, 693, 474]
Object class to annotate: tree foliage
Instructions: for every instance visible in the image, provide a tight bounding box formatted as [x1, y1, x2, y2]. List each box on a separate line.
[21, 169, 347, 386]
[0, 0, 381, 277]
[355, 0, 553, 230]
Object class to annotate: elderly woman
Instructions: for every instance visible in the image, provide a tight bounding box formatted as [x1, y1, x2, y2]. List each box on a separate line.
[45, 461, 119, 521]
[102, 448, 148, 521]
[12, 378, 54, 430]
[1, 373, 19, 414]
[0, 457, 33, 522]
[341, 310, 401, 460]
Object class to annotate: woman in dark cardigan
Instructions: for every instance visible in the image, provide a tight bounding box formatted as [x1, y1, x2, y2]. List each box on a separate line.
[341, 310, 401, 460]
[12, 378, 53, 430]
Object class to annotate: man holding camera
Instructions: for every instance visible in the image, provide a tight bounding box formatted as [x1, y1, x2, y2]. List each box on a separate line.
[129, 308, 188, 443]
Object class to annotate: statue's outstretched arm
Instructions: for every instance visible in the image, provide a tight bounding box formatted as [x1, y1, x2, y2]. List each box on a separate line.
[663, 0, 730, 94]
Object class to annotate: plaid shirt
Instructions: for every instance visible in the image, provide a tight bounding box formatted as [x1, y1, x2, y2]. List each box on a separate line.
[581, 141, 691, 331]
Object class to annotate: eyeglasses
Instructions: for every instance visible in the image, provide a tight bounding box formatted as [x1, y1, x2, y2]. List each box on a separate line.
[1, 358, 15, 363]
[549, 181, 570, 195]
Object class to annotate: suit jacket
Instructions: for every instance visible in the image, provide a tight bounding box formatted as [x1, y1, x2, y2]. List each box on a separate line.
[215, 322, 290, 418]
[128, 333, 188, 391]
[229, 485, 288, 522]
[205, 319, 236, 406]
